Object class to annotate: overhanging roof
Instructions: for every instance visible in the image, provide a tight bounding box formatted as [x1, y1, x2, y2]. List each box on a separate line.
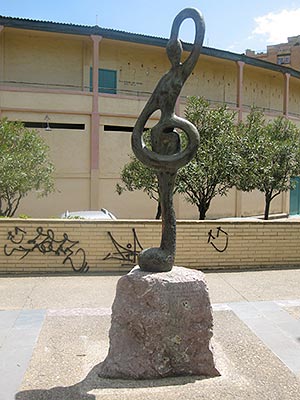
[1, 15, 300, 79]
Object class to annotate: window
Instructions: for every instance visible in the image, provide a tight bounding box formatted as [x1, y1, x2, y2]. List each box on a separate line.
[22, 122, 85, 130]
[90, 68, 117, 94]
[277, 54, 291, 65]
[103, 125, 150, 133]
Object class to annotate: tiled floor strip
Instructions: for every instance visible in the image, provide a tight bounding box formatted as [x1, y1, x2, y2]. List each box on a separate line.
[0, 309, 46, 400]
[228, 301, 300, 375]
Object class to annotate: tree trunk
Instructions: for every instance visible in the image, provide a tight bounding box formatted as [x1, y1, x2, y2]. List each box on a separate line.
[155, 201, 162, 220]
[198, 204, 207, 220]
[264, 194, 272, 220]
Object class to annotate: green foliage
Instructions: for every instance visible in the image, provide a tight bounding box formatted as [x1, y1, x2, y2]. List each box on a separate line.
[116, 130, 163, 218]
[0, 118, 55, 217]
[18, 214, 31, 219]
[236, 109, 300, 219]
[116, 156, 159, 201]
[118, 99, 300, 221]
[116, 154, 161, 218]
[117, 98, 239, 220]
[177, 97, 238, 219]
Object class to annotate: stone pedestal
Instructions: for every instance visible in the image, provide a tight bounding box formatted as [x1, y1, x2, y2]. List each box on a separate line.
[98, 266, 219, 379]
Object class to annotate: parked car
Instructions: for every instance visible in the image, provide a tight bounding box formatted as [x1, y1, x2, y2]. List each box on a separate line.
[61, 208, 116, 220]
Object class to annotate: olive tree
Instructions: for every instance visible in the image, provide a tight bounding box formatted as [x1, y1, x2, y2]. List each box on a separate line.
[116, 154, 162, 219]
[0, 118, 55, 217]
[117, 97, 239, 220]
[236, 109, 300, 220]
[177, 97, 239, 219]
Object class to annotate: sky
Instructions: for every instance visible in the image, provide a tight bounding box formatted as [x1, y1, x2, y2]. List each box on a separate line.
[2, 0, 300, 54]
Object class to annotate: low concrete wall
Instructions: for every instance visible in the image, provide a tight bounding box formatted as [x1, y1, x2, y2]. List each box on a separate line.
[0, 219, 299, 274]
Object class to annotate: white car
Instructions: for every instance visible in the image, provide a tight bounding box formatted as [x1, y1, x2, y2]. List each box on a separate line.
[61, 208, 116, 220]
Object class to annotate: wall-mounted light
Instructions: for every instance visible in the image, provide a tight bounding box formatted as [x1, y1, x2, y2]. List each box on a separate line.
[44, 115, 52, 132]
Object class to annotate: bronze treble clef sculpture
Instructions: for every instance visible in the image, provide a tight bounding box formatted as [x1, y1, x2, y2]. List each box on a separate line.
[132, 8, 205, 272]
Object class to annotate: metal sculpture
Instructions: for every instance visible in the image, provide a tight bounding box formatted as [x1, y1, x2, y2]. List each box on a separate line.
[132, 8, 205, 272]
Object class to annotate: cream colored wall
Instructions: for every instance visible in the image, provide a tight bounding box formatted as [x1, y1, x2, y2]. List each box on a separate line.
[18, 178, 91, 218]
[181, 57, 237, 105]
[3, 28, 88, 90]
[99, 178, 157, 219]
[0, 28, 4, 82]
[0, 89, 92, 113]
[240, 190, 283, 217]
[176, 189, 237, 220]
[289, 77, 300, 117]
[98, 41, 238, 107]
[98, 94, 149, 117]
[243, 66, 283, 112]
[100, 39, 169, 96]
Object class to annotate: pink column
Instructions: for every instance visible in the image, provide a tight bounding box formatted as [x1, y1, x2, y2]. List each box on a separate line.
[0, 26, 4, 118]
[235, 61, 245, 217]
[90, 34, 102, 209]
[236, 61, 245, 122]
[282, 73, 290, 215]
[283, 72, 290, 117]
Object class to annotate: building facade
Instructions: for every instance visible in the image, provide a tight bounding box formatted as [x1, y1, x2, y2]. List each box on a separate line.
[1, 16, 300, 219]
[246, 35, 300, 71]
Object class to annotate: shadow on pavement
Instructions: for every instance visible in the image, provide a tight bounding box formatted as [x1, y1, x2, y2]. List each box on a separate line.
[15, 363, 210, 400]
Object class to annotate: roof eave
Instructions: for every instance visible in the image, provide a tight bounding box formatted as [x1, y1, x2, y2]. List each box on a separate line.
[1, 15, 299, 79]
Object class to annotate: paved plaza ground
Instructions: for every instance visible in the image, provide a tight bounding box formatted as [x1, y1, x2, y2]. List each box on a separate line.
[1, 267, 300, 399]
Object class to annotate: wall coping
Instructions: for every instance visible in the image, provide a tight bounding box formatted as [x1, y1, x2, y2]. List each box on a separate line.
[0, 218, 299, 225]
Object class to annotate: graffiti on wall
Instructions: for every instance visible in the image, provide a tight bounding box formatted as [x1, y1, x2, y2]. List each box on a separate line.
[103, 228, 143, 264]
[4, 226, 89, 272]
[207, 226, 229, 253]
[103, 225, 230, 266]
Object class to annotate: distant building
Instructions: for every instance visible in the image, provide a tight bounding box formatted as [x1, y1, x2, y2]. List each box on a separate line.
[1, 16, 300, 218]
[246, 35, 300, 71]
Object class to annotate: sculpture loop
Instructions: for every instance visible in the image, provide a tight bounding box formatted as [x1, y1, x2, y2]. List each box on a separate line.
[131, 8, 205, 272]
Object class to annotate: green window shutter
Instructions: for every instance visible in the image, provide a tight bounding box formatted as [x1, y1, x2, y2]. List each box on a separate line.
[290, 176, 300, 215]
[89, 67, 117, 94]
[99, 69, 117, 94]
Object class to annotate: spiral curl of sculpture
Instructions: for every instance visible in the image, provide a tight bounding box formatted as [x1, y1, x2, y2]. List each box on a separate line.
[132, 8, 205, 272]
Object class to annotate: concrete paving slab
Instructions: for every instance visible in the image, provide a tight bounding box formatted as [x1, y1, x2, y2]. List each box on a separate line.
[0, 275, 121, 310]
[14, 311, 300, 400]
[1, 268, 300, 399]
[1, 268, 300, 311]
[21, 276, 120, 310]
[284, 306, 300, 320]
[0, 277, 38, 310]
[216, 269, 300, 301]
[203, 273, 246, 303]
